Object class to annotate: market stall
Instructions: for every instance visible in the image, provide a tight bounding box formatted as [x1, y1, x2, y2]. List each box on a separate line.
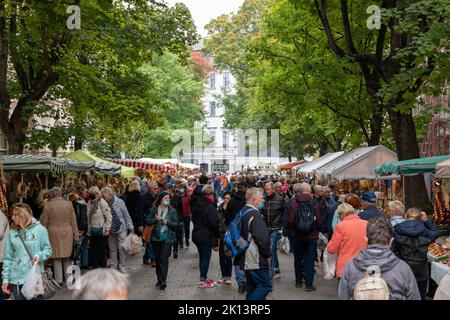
[376, 154, 450, 228]
[316, 145, 399, 206]
[296, 151, 344, 184]
[279, 160, 307, 172]
[111, 158, 176, 182]
[0, 154, 102, 217]
[428, 238, 450, 288]
[61, 150, 135, 178]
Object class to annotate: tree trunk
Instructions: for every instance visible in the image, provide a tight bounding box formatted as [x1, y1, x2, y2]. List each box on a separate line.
[319, 139, 328, 156]
[388, 108, 431, 212]
[74, 136, 84, 150]
[6, 130, 25, 154]
[288, 152, 292, 162]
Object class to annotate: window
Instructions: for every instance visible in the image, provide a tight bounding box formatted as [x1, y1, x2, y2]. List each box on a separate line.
[209, 102, 216, 116]
[222, 72, 230, 88]
[223, 130, 229, 146]
[209, 72, 216, 90]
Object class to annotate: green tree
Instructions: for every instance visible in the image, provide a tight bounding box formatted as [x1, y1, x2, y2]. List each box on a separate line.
[0, 0, 198, 153]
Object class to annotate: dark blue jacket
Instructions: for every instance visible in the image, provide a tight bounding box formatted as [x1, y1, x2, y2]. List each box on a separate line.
[358, 205, 386, 221]
[394, 219, 439, 281]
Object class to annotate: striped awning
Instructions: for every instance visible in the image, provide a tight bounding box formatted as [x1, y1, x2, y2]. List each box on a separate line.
[0, 154, 95, 173]
[111, 159, 176, 173]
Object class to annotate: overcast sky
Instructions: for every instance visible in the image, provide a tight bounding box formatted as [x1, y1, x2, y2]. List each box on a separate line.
[164, 0, 245, 37]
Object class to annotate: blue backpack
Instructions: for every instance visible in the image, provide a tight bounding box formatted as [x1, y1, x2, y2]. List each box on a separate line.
[223, 208, 254, 257]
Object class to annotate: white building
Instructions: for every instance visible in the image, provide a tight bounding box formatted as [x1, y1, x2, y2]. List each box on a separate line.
[182, 43, 291, 173]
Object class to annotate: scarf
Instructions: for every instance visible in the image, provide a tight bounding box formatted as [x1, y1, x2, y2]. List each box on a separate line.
[108, 197, 122, 234]
[158, 205, 169, 234]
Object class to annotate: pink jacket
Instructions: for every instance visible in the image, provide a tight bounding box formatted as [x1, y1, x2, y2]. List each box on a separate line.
[326, 214, 367, 278]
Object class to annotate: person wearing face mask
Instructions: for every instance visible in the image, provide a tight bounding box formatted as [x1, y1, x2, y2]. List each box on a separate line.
[191, 184, 220, 288]
[234, 187, 272, 300]
[217, 192, 232, 285]
[144, 191, 179, 290]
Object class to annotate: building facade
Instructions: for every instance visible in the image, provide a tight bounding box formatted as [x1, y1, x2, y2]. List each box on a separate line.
[183, 44, 290, 173]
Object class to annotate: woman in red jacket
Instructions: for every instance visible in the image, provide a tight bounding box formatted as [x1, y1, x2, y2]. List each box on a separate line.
[326, 203, 367, 279]
[180, 184, 192, 247]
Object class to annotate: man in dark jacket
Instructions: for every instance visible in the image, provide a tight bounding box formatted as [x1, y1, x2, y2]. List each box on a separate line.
[394, 208, 439, 300]
[226, 181, 248, 292]
[138, 181, 160, 266]
[261, 182, 285, 279]
[283, 182, 323, 291]
[339, 216, 420, 300]
[235, 187, 272, 300]
[359, 191, 386, 221]
[225, 181, 247, 225]
[191, 184, 220, 287]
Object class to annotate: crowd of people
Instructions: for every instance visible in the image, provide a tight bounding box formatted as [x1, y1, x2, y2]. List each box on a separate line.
[0, 171, 449, 300]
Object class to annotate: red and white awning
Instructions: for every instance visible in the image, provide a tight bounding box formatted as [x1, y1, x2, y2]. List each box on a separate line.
[111, 159, 176, 173]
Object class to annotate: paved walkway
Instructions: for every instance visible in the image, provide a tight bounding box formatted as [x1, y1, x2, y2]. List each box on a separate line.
[52, 242, 338, 300]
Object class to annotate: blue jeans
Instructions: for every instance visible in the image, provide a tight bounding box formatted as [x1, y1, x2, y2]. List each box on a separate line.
[290, 238, 317, 288]
[269, 230, 282, 271]
[194, 241, 212, 281]
[144, 242, 155, 262]
[245, 269, 273, 300]
[11, 284, 43, 300]
[219, 239, 232, 278]
[235, 265, 245, 285]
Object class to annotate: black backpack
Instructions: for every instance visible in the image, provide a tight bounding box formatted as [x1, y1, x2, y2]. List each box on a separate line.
[395, 235, 430, 275]
[295, 201, 316, 234]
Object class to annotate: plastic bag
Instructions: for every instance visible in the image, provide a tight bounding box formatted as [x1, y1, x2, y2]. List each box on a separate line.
[323, 250, 337, 280]
[122, 233, 143, 256]
[22, 263, 44, 300]
[278, 236, 291, 255]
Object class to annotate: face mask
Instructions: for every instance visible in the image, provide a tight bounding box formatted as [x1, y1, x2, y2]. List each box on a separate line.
[162, 199, 170, 207]
[258, 202, 264, 210]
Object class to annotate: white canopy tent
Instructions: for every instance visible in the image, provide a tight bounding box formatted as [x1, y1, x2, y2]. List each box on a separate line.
[297, 151, 345, 174]
[315, 145, 398, 181]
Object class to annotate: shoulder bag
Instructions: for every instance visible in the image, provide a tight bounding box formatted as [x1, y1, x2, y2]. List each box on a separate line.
[18, 232, 60, 299]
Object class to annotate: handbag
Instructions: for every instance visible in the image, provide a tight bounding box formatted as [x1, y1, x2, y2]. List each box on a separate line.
[70, 239, 82, 262]
[17, 233, 60, 299]
[142, 224, 154, 243]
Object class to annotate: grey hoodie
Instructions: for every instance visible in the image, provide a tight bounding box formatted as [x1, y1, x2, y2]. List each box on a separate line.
[338, 244, 421, 300]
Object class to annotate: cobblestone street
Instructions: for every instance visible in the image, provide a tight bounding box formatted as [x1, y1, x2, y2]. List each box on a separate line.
[52, 242, 338, 300]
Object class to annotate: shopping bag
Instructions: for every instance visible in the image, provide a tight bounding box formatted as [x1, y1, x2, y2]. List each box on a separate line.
[122, 233, 143, 256]
[278, 236, 291, 255]
[323, 249, 337, 280]
[21, 263, 44, 300]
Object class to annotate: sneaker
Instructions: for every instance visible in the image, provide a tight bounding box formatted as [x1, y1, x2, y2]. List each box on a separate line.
[198, 281, 211, 288]
[155, 282, 162, 287]
[219, 278, 232, 285]
[118, 266, 127, 274]
[160, 282, 167, 290]
[151, 261, 156, 268]
[143, 260, 152, 265]
[205, 279, 217, 286]
[305, 286, 317, 292]
[295, 282, 303, 288]
[273, 273, 281, 280]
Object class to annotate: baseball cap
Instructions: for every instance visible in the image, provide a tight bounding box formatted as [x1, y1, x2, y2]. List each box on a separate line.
[361, 191, 377, 203]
